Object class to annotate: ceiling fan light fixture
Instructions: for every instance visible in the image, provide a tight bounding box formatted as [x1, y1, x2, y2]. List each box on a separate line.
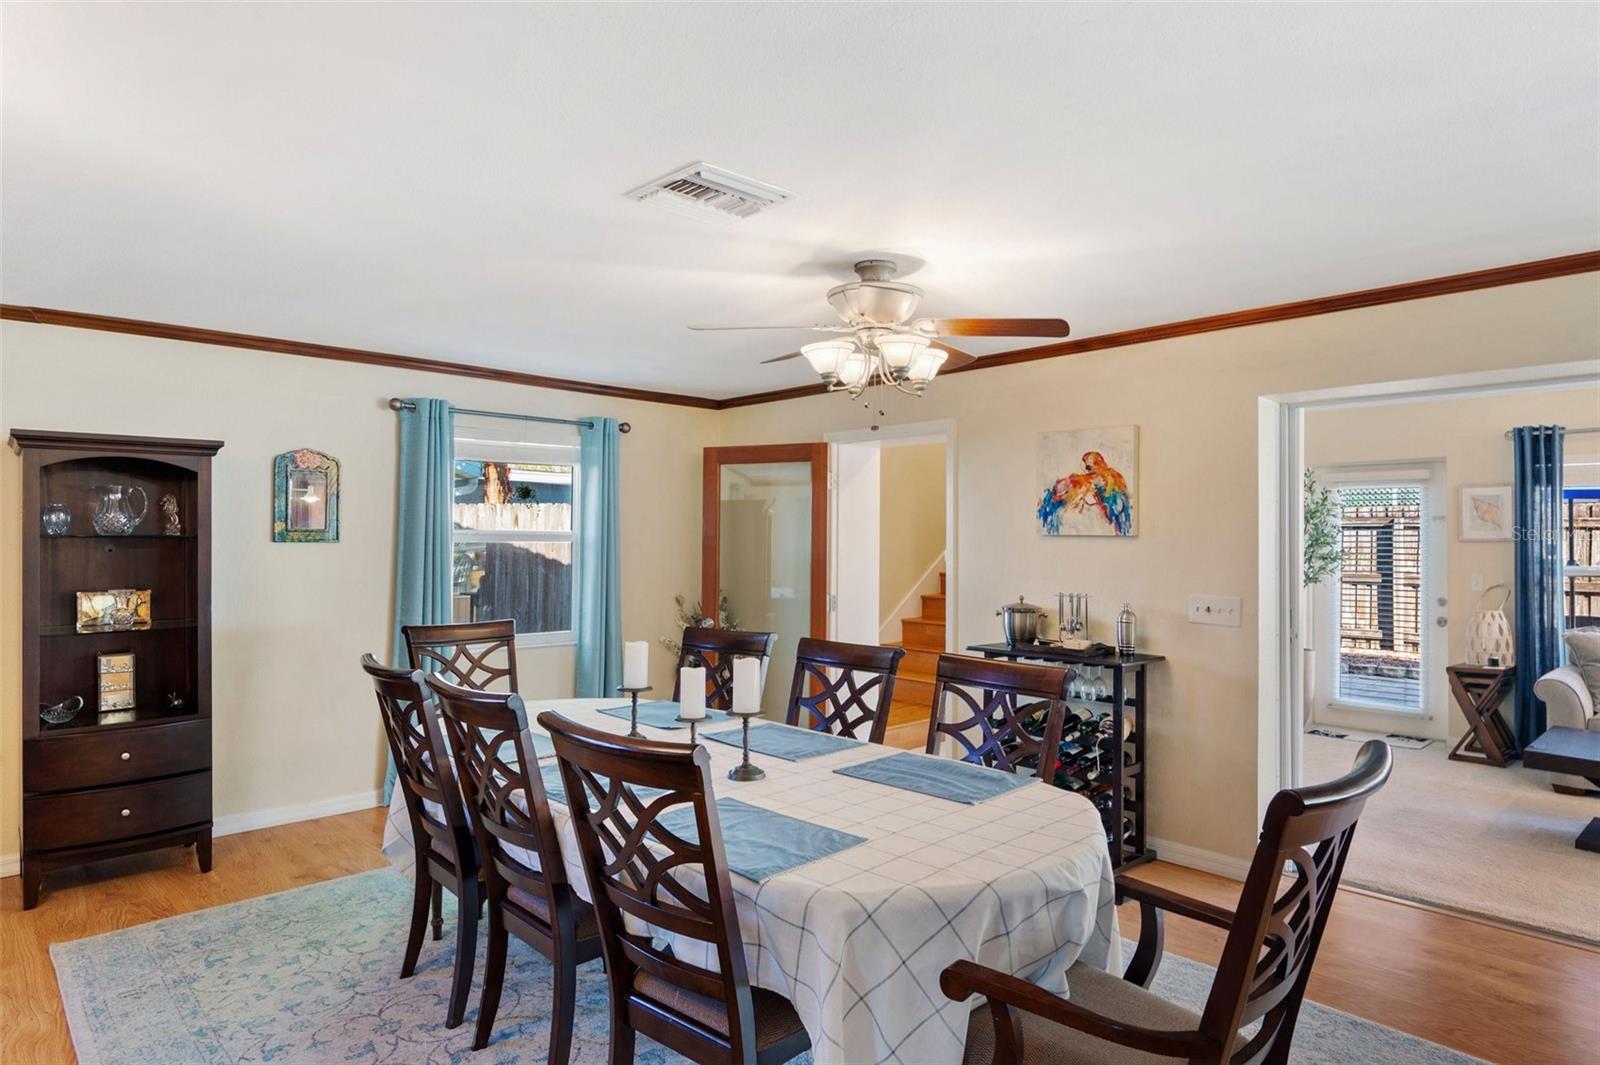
[801, 339, 855, 382]
[875, 333, 931, 372]
[837, 348, 872, 392]
[906, 348, 948, 389]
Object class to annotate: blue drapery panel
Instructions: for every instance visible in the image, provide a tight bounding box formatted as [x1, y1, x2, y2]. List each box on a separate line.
[574, 416, 623, 697]
[385, 398, 455, 801]
[1512, 424, 1564, 745]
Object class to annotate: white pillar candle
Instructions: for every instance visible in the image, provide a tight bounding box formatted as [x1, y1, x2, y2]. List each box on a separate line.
[732, 656, 761, 714]
[622, 641, 649, 690]
[678, 666, 707, 719]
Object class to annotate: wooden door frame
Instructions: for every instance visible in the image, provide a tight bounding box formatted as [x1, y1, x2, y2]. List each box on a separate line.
[702, 443, 830, 637]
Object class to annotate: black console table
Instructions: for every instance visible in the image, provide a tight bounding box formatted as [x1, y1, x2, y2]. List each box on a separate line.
[967, 642, 1163, 870]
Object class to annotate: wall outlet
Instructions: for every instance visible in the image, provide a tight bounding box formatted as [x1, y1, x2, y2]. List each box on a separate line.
[1189, 594, 1242, 627]
[1470, 574, 1485, 593]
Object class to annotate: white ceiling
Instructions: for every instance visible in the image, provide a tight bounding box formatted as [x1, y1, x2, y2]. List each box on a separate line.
[3, 3, 1596, 400]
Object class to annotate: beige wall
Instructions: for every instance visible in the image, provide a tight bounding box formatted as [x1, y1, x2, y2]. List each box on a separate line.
[1305, 385, 1600, 738]
[0, 323, 718, 860]
[2, 272, 1597, 871]
[879, 442, 946, 627]
[720, 273, 1600, 862]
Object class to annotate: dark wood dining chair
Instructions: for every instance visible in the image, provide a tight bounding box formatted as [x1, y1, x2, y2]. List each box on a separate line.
[926, 654, 1070, 781]
[672, 627, 778, 711]
[427, 675, 604, 1058]
[403, 618, 519, 692]
[361, 653, 481, 1030]
[943, 740, 1394, 1065]
[538, 711, 812, 1065]
[784, 637, 906, 744]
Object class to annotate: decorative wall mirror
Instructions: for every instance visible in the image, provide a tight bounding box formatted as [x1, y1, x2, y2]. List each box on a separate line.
[273, 448, 340, 542]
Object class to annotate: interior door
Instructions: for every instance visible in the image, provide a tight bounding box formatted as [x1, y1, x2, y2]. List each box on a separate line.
[1310, 463, 1449, 739]
[702, 444, 829, 715]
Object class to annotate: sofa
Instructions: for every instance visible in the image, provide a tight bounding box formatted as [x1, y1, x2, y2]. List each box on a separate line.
[1535, 663, 1599, 794]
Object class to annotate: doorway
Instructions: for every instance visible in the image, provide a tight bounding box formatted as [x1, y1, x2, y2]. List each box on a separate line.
[829, 421, 956, 745]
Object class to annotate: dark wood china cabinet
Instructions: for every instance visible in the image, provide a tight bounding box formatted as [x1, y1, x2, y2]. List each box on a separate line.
[11, 430, 222, 909]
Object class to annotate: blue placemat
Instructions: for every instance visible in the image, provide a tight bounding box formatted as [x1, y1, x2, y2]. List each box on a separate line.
[537, 762, 667, 809]
[658, 798, 866, 881]
[702, 722, 863, 761]
[833, 751, 1036, 805]
[596, 700, 706, 731]
[529, 731, 555, 760]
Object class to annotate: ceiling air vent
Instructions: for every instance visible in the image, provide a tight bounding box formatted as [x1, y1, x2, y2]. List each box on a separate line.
[624, 162, 792, 221]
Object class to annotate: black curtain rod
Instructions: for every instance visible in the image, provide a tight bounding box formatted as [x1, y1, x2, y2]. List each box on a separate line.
[387, 398, 630, 433]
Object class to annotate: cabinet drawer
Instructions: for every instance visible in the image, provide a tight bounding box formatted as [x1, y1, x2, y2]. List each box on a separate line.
[26, 771, 211, 852]
[25, 719, 210, 792]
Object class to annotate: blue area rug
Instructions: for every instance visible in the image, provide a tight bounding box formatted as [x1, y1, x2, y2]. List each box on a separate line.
[51, 869, 1485, 1065]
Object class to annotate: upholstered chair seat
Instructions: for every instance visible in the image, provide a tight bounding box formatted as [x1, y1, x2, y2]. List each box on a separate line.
[962, 963, 1211, 1065]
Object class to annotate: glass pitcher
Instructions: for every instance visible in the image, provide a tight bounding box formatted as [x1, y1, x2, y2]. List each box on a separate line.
[91, 484, 149, 536]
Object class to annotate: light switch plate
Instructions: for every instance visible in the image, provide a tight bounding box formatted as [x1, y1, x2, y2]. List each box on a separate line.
[1189, 594, 1242, 627]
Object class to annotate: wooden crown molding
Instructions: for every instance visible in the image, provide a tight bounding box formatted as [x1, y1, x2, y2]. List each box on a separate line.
[716, 250, 1600, 409]
[5, 250, 1596, 412]
[0, 305, 721, 410]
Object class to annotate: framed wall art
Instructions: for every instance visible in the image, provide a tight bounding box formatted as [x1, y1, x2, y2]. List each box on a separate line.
[1037, 426, 1139, 537]
[1459, 484, 1513, 541]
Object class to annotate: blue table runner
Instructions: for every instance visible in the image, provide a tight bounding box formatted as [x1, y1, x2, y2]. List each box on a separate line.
[702, 722, 863, 761]
[537, 762, 667, 809]
[658, 798, 867, 881]
[596, 700, 711, 731]
[833, 751, 1036, 805]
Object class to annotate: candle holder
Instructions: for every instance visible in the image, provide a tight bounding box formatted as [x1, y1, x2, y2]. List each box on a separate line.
[674, 712, 705, 745]
[727, 706, 765, 782]
[616, 685, 652, 738]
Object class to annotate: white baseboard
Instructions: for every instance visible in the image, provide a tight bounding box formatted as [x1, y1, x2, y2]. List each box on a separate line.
[0, 790, 382, 882]
[1147, 836, 1253, 881]
[214, 789, 383, 838]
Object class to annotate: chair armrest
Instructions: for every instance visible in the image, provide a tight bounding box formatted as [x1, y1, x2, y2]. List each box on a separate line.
[1536, 667, 1595, 729]
[940, 959, 1215, 1062]
[1115, 874, 1236, 930]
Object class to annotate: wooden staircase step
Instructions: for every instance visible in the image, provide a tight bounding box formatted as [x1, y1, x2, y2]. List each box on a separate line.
[920, 593, 946, 622]
[892, 672, 936, 709]
[901, 617, 945, 650]
[884, 714, 929, 750]
[890, 644, 939, 677]
[938, 571, 946, 594]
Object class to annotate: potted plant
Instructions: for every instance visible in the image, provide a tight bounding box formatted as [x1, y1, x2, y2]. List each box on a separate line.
[1302, 470, 1342, 721]
[661, 593, 739, 657]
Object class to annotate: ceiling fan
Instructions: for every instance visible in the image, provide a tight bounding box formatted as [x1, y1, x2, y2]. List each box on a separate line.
[689, 258, 1070, 397]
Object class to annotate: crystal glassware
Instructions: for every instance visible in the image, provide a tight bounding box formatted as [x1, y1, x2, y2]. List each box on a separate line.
[40, 503, 72, 537]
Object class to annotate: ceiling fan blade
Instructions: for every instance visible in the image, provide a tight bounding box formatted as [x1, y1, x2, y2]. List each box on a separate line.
[688, 323, 848, 332]
[759, 351, 806, 365]
[920, 317, 1071, 338]
[931, 341, 977, 370]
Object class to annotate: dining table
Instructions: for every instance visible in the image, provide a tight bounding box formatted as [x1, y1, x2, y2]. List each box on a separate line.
[381, 698, 1122, 1065]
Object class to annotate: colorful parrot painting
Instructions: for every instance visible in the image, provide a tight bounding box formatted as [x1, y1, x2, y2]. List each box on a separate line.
[1038, 449, 1134, 535]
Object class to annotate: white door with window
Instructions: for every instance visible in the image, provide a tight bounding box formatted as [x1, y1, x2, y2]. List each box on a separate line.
[1311, 463, 1449, 740]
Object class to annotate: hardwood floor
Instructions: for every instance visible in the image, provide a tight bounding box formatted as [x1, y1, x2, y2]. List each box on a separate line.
[0, 808, 390, 1064]
[2, 806, 1595, 1064]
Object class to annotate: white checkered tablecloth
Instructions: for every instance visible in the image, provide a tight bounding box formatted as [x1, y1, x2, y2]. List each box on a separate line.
[382, 699, 1121, 1065]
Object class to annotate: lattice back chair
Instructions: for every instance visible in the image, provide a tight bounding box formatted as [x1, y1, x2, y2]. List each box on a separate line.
[427, 675, 602, 1057]
[538, 711, 811, 1065]
[403, 619, 519, 693]
[785, 638, 906, 744]
[361, 654, 481, 1030]
[672, 627, 778, 712]
[943, 741, 1393, 1065]
[926, 654, 1071, 781]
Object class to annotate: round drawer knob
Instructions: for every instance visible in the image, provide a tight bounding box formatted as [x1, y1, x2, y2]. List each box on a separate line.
[120, 808, 131, 817]
[120, 752, 131, 761]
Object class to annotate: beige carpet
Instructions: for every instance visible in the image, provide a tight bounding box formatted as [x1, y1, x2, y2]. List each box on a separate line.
[1304, 732, 1599, 945]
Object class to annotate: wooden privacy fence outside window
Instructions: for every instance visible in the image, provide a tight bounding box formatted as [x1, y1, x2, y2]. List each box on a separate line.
[1336, 489, 1423, 695]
